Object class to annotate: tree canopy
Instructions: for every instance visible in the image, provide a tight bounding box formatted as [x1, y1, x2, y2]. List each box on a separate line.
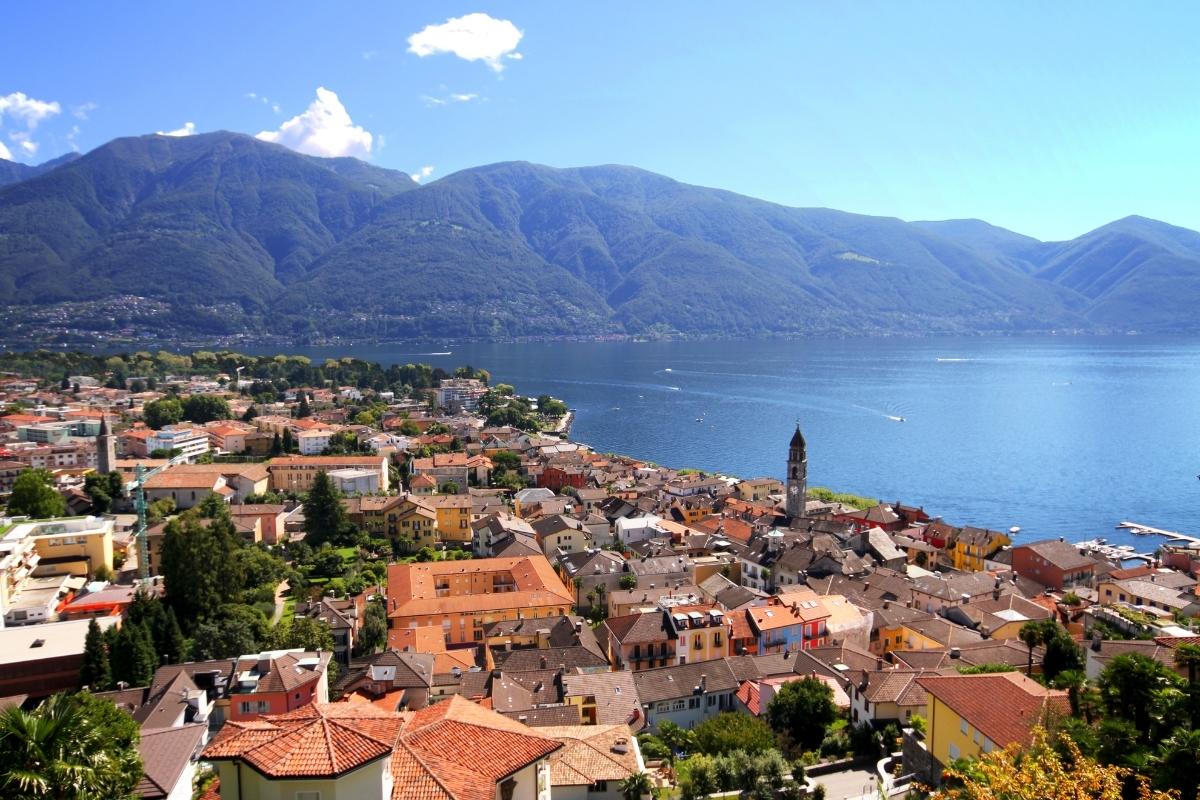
[765, 677, 837, 753]
[6, 468, 66, 519]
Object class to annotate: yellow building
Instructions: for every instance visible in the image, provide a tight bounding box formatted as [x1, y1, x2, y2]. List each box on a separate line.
[948, 527, 1011, 572]
[665, 604, 729, 664]
[387, 556, 575, 646]
[917, 672, 1067, 779]
[24, 516, 114, 579]
[267, 454, 389, 493]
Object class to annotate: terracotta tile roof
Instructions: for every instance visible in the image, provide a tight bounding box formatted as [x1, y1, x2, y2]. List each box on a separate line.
[917, 672, 1069, 748]
[232, 651, 331, 694]
[561, 671, 645, 729]
[387, 556, 574, 618]
[202, 703, 403, 778]
[604, 611, 673, 646]
[737, 680, 762, 714]
[539, 725, 641, 786]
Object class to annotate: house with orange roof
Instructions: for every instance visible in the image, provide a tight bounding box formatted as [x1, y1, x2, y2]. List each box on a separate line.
[267, 454, 390, 492]
[387, 556, 575, 646]
[201, 694, 561, 800]
[746, 589, 831, 653]
[227, 649, 332, 721]
[910, 672, 1070, 784]
[388, 625, 479, 674]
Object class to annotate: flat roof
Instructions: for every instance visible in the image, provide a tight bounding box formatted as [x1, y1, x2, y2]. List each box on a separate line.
[0, 617, 120, 664]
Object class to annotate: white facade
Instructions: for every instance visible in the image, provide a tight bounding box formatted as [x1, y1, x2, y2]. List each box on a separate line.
[327, 468, 380, 495]
[616, 515, 665, 546]
[297, 430, 333, 455]
[147, 426, 210, 462]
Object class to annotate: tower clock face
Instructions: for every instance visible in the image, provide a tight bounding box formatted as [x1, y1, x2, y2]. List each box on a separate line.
[789, 485, 799, 495]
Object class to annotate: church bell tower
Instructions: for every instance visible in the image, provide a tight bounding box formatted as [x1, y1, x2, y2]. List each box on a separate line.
[786, 422, 807, 520]
[97, 415, 117, 475]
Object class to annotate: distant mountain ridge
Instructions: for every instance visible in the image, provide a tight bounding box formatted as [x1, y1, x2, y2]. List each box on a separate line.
[1, 131, 1198, 341]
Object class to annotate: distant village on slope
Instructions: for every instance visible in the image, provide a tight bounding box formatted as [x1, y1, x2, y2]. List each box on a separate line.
[0, 350, 1197, 800]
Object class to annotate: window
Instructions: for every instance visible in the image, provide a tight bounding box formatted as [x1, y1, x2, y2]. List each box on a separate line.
[948, 743, 960, 760]
[960, 719, 968, 736]
[688, 697, 700, 709]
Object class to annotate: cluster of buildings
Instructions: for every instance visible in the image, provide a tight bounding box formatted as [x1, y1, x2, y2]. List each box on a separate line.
[3, 368, 1200, 797]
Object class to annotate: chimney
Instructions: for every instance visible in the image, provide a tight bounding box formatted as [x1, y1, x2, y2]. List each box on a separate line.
[540, 654, 547, 669]
[876, 657, 885, 671]
[882, 600, 890, 610]
[949, 647, 961, 660]
[992, 586, 1001, 601]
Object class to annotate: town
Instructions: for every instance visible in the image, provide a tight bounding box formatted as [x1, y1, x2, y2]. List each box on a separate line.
[0, 349, 1197, 800]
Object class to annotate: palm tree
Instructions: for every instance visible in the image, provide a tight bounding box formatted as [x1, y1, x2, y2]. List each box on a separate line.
[0, 693, 134, 798]
[1019, 620, 1044, 677]
[1152, 726, 1200, 799]
[1172, 643, 1200, 684]
[620, 771, 655, 800]
[572, 576, 584, 611]
[1051, 669, 1087, 717]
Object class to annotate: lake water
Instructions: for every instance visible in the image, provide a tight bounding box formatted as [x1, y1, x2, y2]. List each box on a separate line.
[271, 336, 1200, 548]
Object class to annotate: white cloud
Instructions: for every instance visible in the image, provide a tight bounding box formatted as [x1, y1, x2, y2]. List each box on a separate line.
[0, 92, 61, 127]
[0, 140, 12, 160]
[67, 124, 82, 151]
[422, 91, 481, 108]
[72, 101, 98, 120]
[0, 92, 61, 161]
[411, 165, 435, 183]
[256, 87, 373, 158]
[407, 13, 523, 72]
[157, 121, 196, 137]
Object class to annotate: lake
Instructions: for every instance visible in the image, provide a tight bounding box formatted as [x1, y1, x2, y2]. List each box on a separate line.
[265, 336, 1200, 548]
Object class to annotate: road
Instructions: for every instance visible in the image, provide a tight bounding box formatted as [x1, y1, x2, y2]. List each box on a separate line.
[271, 579, 290, 625]
[813, 767, 877, 800]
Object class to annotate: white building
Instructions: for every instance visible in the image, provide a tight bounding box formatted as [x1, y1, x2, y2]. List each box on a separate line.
[615, 514, 667, 546]
[146, 426, 210, 462]
[327, 468, 381, 494]
[297, 429, 333, 456]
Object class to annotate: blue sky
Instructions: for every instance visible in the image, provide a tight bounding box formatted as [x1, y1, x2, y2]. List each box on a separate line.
[1, 2, 1198, 240]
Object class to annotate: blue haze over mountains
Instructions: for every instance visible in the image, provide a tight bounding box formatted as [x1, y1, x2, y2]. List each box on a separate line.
[2, 130, 1199, 341]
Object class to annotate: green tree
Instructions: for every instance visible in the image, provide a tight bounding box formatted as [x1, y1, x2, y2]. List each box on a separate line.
[280, 616, 335, 652]
[302, 471, 350, 548]
[296, 392, 311, 418]
[160, 512, 244, 630]
[83, 471, 124, 514]
[619, 771, 654, 800]
[1151, 726, 1200, 799]
[1173, 642, 1200, 684]
[1039, 621, 1084, 682]
[619, 573, 638, 590]
[7, 468, 66, 519]
[692, 712, 777, 756]
[657, 720, 695, 764]
[143, 397, 183, 429]
[79, 619, 112, 691]
[439, 481, 460, 494]
[355, 602, 388, 656]
[1050, 669, 1087, 718]
[109, 622, 156, 687]
[1019, 619, 1044, 677]
[766, 677, 837, 753]
[0, 692, 143, 799]
[182, 394, 231, 424]
[1098, 653, 1183, 740]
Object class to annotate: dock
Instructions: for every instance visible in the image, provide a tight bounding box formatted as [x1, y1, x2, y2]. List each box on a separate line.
[1116, 521, 1200, 546]
[1075, 539, 1156, 563]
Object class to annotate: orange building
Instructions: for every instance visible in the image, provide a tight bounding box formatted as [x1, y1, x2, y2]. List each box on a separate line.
[387, 556, 575, 646]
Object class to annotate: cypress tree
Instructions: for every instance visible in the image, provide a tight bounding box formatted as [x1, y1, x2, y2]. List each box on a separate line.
[303, 471, 348, 548]
[79, 619, 112, 691]
[282, 427, 295, 453]
[271, 432, 283, 455]
[296, 392, 311, 418]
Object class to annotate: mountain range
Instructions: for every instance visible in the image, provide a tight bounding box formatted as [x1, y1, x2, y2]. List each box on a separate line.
[2, 131, 1198, 342]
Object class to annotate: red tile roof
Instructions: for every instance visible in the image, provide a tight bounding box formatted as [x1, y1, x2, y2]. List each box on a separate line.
[917, 672, 1069, 748]
[202, 695, 561, 799]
